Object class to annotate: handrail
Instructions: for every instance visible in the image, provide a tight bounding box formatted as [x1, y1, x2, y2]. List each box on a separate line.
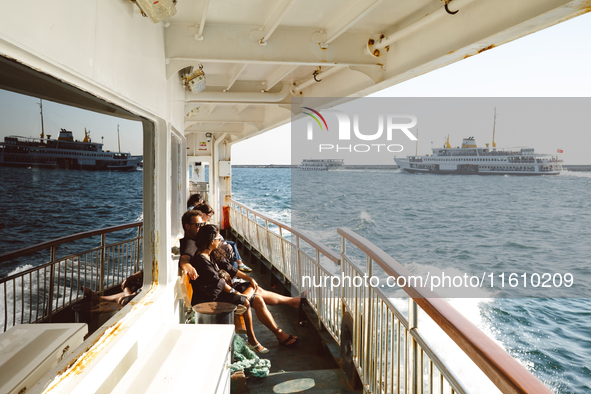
[338, 227, 553, 394]
[0, 222, 143, 332]
[0, 222, 143, 263]
[230, 199, 340, 264]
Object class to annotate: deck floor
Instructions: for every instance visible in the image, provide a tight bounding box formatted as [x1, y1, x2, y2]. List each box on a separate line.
[236, 247, 359, 394]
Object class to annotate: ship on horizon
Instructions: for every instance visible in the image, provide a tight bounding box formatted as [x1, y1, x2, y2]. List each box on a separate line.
[0, 100, 141, 171]
[395, 135, 563, 175]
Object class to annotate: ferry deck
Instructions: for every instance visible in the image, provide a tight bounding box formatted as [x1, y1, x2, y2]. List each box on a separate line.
[1, 1, 589, 393]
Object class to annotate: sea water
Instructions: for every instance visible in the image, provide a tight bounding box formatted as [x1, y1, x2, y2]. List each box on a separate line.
[0, 166, 589, 393]
[233, 167, 591, 394]
[0, 167, 143, 277]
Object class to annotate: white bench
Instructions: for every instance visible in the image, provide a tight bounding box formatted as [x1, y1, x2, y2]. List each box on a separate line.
[0, 323, 87, 394]
[111, 324, 234, 394]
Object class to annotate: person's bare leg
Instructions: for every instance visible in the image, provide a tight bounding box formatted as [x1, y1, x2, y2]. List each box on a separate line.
[122, 287, 135, 297]
[83, 287, 124, 304]
[250, 295, 296, 344]
[100, 292, 126, 303]
[243, 306, 266, 351]
[255, 287, 300, 308]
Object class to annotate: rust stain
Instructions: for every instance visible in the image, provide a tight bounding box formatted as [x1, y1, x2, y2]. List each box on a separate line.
[477, 44, 495, 54]
[42, 284, 160, 393]
[43, 321, 126, 392]
[463, 44, 496, 59]
[447, 50, 456, 55]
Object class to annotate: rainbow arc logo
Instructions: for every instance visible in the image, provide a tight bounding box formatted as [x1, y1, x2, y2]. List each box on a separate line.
[303, 107, 328, 131]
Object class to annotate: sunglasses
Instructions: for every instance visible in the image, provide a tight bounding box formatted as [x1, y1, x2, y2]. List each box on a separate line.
[190, 222, 205, 227]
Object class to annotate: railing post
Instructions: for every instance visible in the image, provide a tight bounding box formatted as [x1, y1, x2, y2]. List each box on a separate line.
[255, 214, 261, 251]
[366, 256, 373, 389]
[99, 233, 106, 295]
[295, 235, 301, 292]
[136, 224, 142, 272]
[408, 298, 420, 394]
[265, 220, 271, 261]
[279, 227, 286, 273]
[316, 249, 321, 327]
[46, 246, 56, 322]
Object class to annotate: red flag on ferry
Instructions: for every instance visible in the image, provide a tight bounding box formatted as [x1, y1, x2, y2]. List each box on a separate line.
[557, 149, 564, 153]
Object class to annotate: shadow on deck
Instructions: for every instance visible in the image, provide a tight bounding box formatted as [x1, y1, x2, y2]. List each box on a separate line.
[230, 233, 360, 394]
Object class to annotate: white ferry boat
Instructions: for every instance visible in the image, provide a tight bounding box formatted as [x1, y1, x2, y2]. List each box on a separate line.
[0, 103, 142, 170]
[299, 159, 344, 171]
[0, 1, 584, 393]
[396, 136, 563, 175]
[0, 131, 142, 171]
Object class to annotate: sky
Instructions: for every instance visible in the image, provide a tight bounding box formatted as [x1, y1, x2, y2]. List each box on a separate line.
[1, 12, 590, 163]
[232, 11, 591, 165]
[0, 91, 143, 155]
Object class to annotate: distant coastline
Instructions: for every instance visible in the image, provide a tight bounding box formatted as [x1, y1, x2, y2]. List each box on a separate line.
[211, 164, 591, 171]
[232, 164, 400, 169]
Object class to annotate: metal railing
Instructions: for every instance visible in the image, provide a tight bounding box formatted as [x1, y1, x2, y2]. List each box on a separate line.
[229, 199, 342, 344]
[229, 200, 554, 394]
[339, 228, 553, 394]
[0, 222, 143, 332]
[340, 228, 467, 394]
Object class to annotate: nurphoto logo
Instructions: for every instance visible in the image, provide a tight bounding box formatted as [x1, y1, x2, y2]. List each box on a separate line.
[303, 107, 418, 153]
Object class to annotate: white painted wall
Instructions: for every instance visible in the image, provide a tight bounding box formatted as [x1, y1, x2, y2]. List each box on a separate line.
[0, 2, 190, 393]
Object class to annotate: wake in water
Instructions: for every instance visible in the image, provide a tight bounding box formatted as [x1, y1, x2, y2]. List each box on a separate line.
[235, 167, 591, 393]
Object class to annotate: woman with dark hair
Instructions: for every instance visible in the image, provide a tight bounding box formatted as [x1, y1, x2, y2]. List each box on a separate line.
[188, 224, 302, 353]
[195, 203, 252, 273]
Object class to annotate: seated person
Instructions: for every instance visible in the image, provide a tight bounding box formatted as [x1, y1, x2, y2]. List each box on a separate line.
[189, 224, 303, 353]
[82, 270, 143, 306]
[187, 193, 203, 210]
[178, 209, 205, 280]
[193, 203, 252, 273]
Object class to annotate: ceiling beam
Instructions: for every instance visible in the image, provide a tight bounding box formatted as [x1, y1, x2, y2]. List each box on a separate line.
[263, 65, 298, 91]
[194, 0, 211, 41]
[321, 0, 383, 48]
[234, 105, 249, 114]
[165, 23, 382, 78]
[225, 63, 248, 91]
[257, 0, 298, 46]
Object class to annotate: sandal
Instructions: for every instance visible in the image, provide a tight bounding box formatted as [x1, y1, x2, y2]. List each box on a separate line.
[246, 341, 269, 354]
[279, 335, 300, 348]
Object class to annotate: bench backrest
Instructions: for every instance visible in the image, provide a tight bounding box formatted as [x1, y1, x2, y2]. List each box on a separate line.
[180, 273, 193, 308]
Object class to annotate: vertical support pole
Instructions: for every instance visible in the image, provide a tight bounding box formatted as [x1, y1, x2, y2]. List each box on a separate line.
[265, 220, 271, 261]
[316, 249, 322, 327]
[46, 246, 56, 321]
[137, 224, 142, 272]
[255, 214, 261, 251]
[408, 299, 419, 394]
[340, 235, 346, 307]
[99, 233, 106, 295]
[295, 235, 301, 293]
[279, 227, 286, 273]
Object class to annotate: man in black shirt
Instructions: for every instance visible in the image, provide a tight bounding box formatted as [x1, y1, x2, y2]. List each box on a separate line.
[179, 209, 205, 279]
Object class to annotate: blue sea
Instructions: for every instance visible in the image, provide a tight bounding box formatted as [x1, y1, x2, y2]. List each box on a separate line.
[1, 166, 590, 393]
[0, 167, 143, 277]
[233, 167, 591, 394]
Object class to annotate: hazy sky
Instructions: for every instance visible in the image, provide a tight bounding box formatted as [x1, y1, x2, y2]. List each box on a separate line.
[0, 91, 143, 155]
[1, 12, 590, 163]
[233, 12, 591, 165]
